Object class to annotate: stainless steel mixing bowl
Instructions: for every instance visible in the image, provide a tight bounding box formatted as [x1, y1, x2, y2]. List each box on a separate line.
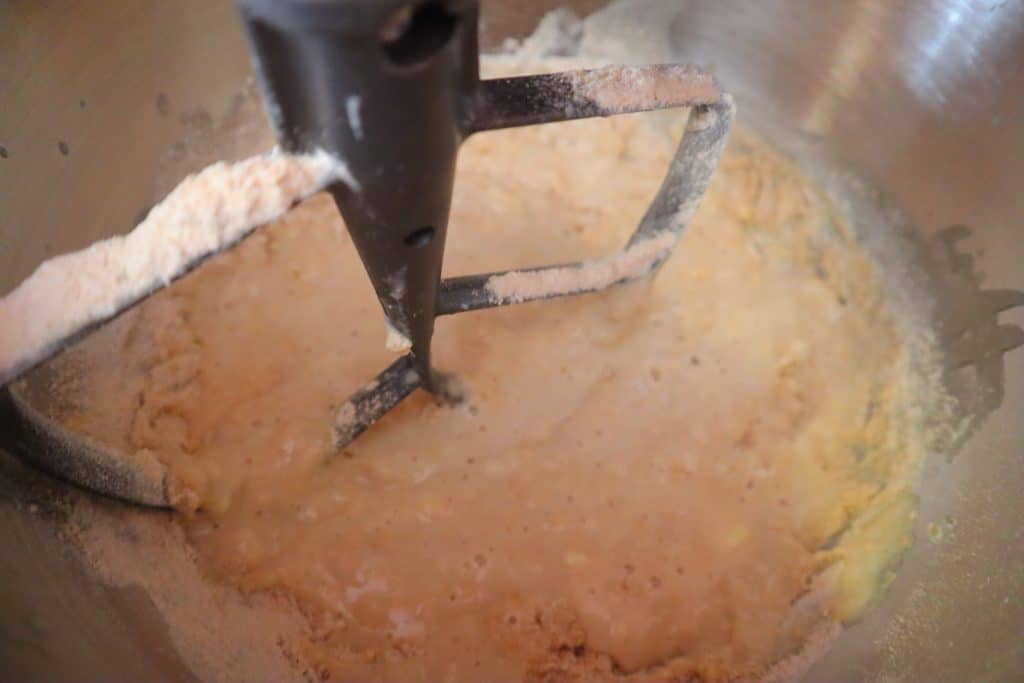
[1, 1, 1021, 681]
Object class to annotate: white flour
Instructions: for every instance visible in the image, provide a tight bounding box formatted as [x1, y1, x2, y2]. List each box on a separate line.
[0, 150, 354, 385]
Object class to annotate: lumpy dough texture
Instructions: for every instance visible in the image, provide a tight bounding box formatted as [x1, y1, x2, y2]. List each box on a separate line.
[54, 113, 924, 682]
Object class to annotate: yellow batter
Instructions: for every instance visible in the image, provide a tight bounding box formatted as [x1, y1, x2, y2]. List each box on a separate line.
[53, 111, 925, 682]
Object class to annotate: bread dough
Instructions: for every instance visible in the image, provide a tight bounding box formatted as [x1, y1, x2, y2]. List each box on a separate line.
[51, 112, 927, 682]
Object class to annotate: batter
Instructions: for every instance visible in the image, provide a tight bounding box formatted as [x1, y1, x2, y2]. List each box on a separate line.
[46, 109, 927, 682]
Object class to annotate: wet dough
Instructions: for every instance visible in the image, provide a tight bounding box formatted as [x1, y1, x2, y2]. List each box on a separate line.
[54, 113, 925, 682]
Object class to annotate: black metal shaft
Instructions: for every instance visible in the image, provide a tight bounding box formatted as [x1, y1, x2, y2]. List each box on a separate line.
[237, 0, 480, 389]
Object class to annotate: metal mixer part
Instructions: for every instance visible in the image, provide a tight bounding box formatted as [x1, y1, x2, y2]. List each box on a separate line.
[334, 97, 733, 444]
[238, 0, 734, 451]
[0, 388, 167, 508]
[0, 0, 733, 506]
